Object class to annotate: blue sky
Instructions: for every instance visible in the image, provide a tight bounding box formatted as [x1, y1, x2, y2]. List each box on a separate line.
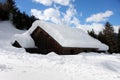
[14, 0, 120, 33]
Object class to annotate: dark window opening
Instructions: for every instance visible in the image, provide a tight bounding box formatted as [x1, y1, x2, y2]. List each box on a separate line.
[70, 49, 74, 54]
[83, 50, 87, 52]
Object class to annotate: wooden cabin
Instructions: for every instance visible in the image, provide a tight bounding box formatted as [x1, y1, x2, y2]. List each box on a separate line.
[12, 20, 108, 55]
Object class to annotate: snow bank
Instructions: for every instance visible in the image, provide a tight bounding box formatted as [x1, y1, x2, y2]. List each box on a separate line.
[28, 20, 108, 50]
[0, 51, 120, 80]
[0, 21, 24, 34]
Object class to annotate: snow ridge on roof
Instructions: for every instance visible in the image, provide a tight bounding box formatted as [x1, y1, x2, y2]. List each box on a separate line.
[28, 20, 108, 50]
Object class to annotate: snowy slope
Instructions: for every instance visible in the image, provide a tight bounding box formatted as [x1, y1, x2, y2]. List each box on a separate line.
[0, 21, 120, 80]
[0, 21, 25, 52]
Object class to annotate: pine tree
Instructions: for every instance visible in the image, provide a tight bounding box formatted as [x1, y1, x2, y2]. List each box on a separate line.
[0, 1, 9, 20]
[12, 10, 37, 29]
[98, 31, 105, 43]
[6, 0, 18, 13]
[0, 0, 37, 29]
[88, 29, 97, 39]
[0, 0, 18, 20]
[117, 28, 120, 53]
[103, 22, 118, 53]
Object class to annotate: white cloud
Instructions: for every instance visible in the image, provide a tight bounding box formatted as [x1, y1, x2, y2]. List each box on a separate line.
[77, 23, 120, 34]
[31, 9, 48, 20]
[32, 0, 71, 6]
[77, 23, 104, 34]
[31, 2, 118, 34]
[54, 0, 70, 6]
[86, 10, 113, 23]
[44, 8, 60, 18]
[31, 3, 78, 25]
[44, 8, 61, 23]
[31, 8, 61, 24]
[33, 0, 53, 6]
[71, 17, 80, 27]
[31, 8, 119, 34]
[114, 26, 120, 33]
[61, 5, 77, 25]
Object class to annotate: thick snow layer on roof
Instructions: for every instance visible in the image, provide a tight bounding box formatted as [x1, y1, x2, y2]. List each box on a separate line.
[28, 20, 108, 50]
[12, 32, 35, 48]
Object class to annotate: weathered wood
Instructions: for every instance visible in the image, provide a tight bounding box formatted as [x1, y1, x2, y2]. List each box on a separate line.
[31, 26, 62, 54]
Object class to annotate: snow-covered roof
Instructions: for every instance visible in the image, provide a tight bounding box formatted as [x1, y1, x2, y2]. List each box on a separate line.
[27, 20, 108, 51]
[12, 32, 35, 48]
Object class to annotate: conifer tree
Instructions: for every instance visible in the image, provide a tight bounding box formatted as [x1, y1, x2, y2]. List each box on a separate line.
[103, 22, 118, 53]
[117, 28, 120, 53]
[6, 0, 17, 13]
[88, 29, 97, 39]
[0, 0, 36, 29]
[98, 31, 105, 43]
[0, 0, 17, 20]
[0, 1, 9, 20]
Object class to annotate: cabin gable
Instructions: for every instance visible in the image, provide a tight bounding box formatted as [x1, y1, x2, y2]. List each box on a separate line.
[12, 40, 21, 48]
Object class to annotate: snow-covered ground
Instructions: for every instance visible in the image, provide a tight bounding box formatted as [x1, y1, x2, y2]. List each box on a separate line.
[0, 21, 120, 80]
